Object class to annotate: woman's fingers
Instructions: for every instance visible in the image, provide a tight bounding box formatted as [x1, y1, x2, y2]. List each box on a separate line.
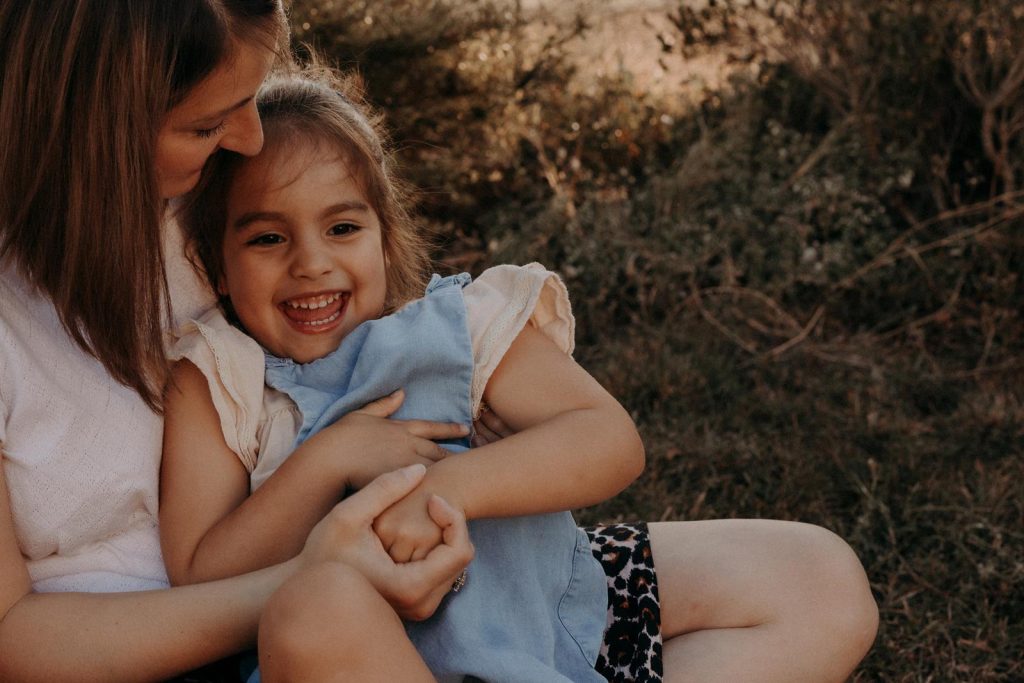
[471, 421, 499, 447]
[471, 405, 514, 446]
[426, 494, 459, 532]
[427, 495, 473, 566]
[336, 464, 426, 523]
[394, 496, 474, 620]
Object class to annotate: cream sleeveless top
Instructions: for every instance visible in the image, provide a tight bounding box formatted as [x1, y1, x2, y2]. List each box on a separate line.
[0, 216, 214, 592]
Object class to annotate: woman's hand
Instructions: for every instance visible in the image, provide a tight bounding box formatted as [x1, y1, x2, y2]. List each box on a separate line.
[300, 465, 474, 621]
[316, 389, 469, 490]
[471, 403, 515, 447]
[373, 482, 445, 563]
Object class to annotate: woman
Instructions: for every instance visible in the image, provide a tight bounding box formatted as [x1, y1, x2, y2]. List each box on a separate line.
[0, 2, 472, 681]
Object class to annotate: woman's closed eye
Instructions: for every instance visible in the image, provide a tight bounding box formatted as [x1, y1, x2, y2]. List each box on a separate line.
[194, 121, 226, 139]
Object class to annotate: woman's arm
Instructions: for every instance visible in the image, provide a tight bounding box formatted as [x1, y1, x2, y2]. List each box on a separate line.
[1, 457, 472, 682]
[0, 449, 297, 682]
[161, 360, 464, 584]
[373, 324, 644, 559]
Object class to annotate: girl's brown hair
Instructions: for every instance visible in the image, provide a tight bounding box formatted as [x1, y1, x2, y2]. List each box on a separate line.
[182, 65, 431, 318]
[0, 1, 285, 410]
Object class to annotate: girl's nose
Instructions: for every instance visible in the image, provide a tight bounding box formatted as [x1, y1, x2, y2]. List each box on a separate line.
[289, 238, 334, 280]
[219, 101, 264, 157]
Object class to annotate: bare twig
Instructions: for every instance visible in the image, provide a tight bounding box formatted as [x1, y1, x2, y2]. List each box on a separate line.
[764, 304, 826, 359]
[875, 271, 965, 342]
[686, 278, 760, 355]
[783, 115, 854, 189]
[832, 193, 1024, 292]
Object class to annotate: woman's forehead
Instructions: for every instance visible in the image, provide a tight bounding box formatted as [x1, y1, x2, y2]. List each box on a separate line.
[169, 41, 275, 125]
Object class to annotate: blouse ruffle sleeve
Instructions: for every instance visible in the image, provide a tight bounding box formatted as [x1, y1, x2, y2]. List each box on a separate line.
[462, 262, 575, 417]
[166, 308, 266, 473]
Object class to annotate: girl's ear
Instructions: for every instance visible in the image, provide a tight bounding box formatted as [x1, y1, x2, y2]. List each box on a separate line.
[216, 275, 229, 297]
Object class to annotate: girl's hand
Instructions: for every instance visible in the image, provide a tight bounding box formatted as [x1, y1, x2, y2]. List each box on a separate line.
[471, 403, 515, 447]
[317, 389, 468, 490]
[300, 465, 474, 621]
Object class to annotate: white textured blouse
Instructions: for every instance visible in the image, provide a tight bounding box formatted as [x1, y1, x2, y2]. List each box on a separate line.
[0, 218, 215, 592]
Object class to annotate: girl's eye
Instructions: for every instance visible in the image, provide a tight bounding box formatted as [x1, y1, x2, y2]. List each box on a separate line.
[329, 222, 359, 236]
[195, 121, 226, 139]
[247, 233, 284, 246]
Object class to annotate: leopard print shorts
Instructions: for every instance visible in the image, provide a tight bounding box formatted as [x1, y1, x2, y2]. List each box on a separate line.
[584, 522, 664, 682]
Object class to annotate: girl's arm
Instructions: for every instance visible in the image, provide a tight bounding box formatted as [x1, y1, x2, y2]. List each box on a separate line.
[373, 324, 644, 559]
[454, 324, 645, 516]
[160, 360, 464, 584]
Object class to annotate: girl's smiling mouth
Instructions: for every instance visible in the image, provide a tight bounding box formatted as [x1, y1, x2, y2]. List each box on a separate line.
[280, 291, 348, 332]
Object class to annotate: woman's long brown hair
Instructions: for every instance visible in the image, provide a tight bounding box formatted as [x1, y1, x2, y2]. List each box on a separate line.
[0, 0, 284, 410]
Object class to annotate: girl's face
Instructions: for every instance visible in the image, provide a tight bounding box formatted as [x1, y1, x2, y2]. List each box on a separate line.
[220, 144, 388, 363]
[155, 40, 275, 199]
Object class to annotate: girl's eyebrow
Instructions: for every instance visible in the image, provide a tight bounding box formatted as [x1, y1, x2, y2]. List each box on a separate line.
[232, 202, 370, 230]
[233, 210, 285, 230]
[321, 201, 369, 217]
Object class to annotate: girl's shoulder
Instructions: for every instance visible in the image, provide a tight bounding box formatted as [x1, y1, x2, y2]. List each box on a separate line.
[462, 263, 576, 416]
[167, 307, 266, 472]
[463, 262, 575, 354]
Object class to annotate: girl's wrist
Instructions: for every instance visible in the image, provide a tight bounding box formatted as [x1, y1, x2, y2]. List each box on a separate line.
[302, 430, 361, 490]
[423, 459, 472, 519]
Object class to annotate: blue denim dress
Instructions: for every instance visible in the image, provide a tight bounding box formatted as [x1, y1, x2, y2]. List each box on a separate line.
[257, 273, 607, 683]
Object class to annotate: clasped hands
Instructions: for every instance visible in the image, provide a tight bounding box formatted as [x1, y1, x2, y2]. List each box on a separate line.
[341, 389, 510, 564]
[299, 390, 510, 620]
[371, 396, 513, 563]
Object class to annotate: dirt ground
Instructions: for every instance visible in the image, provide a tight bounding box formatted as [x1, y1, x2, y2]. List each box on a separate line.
[517, 0, 768, 106]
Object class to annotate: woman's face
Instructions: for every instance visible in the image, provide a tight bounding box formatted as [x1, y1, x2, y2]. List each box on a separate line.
[155, 40, 275, 199]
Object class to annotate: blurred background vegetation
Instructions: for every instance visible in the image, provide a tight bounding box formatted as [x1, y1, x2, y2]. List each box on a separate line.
[288, 0, 1022, 679]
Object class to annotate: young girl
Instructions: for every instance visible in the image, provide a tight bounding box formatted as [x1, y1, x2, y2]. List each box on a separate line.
[162, 66, 878, 682]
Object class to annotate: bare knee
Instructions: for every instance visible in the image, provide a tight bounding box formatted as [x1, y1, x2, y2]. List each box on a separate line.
[784, 523, 879, 664]
[259, 563, 399, 680]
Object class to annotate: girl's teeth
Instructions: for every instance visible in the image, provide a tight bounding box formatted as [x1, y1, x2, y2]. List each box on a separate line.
[281, 292, 346, 328]
[288, 293, 341, 309]
[299, 310, 342, 326]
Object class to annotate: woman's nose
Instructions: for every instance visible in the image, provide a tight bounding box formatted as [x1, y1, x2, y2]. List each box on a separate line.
[219, 101, 264, 157]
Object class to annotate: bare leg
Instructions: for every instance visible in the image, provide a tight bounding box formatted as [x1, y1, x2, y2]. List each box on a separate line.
[258, 563, 435, 682]
[648, 520, 878, 683]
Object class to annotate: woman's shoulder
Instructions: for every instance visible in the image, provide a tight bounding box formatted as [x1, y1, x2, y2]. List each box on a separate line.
[0, 258, 64, 353]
